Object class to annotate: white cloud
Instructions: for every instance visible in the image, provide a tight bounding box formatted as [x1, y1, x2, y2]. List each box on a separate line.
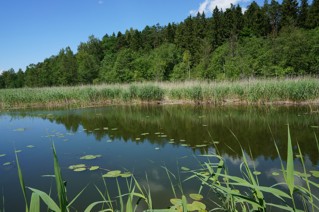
[190, 0, 251, 15]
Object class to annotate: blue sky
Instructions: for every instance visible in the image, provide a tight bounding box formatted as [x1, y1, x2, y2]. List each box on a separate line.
[0, 0, 264, 72]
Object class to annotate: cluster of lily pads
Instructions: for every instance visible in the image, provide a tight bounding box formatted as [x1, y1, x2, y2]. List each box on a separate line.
[169, 194, 206, 211]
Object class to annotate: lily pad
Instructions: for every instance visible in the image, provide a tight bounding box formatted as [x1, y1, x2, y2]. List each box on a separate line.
[73, 168, 86, 172]
[187, 203, 197, 211]
[102, 170, 122, 178]
[189, 193, 203, 201]
[89, 166, 100, 171]
[192, 201, 206, 210]
[253, 171, 261, 176]
[310, 171, 319, 178]
[195, 144, 207, 148]
[155, 147, 160, 150]
[141, 133, 149, 136]
[120, 172, 132, 178]
[3, 162, 11, 166]
[0, 154, 6, 157]
[107, 140, 113, 143]
[69, 164, 86, 170]
[14, 128, 25, 132]
[15, 150, 22, 153]
[26, 145, 35, 148]
[170, 198, 182, 206]
[111, 128, 118, 131]
[80, 155, 102, 160]
[136, 138, 141, 141]
[181, 167, 190, 171]
[272, 172, 280, 176]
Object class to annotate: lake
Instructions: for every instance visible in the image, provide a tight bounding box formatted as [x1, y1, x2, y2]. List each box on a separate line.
[0, 105, 319, 211]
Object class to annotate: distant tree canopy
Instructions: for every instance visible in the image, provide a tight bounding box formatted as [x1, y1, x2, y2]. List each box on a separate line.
[1, 0, 319, 88]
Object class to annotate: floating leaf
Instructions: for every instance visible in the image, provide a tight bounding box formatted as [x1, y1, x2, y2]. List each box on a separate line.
[213, 141, 220, 144]
[15, 150, 22, 153]
[89, 166, 100, 171]
[311, 126, 319, 128]
[141, 133, 149, 136]
[181, 144, 189, 147]
[272, 172, 280, 176]
[170, 198, 182, 205]
[0, 154, 6, 157]
[103, 127, 108, 130]
[80, 155, 102, 160]
[120, 172, 132, 178]
[155, 147, 160, 150]
[94, 128, 100, 131]
[202, 124, 208, 127]
[73, 168, 86, 172]
[159, 135, 167, 138]
[189, 193, 203, 201]
[310, 171, 319, 178]
[26, 145, 35, 148]
[181, 167, 190, 171]
[253, 171, 261, 176]
[14, 128, 25, 132]
[154, 132, 161, 135]
[180, 139, 186, 142]
[136, 138, 141, 141]
[3, 162, 11, 166]
[195, 144, 207, 148]
[169, 141, 174, 144]
[187, 203, 197, 211]
[102, 170, 121, 178]
[192, 201, 206, 210]
[111, 128, 118, 131]
[107, 140, 113, 143]
[68, 164, 86, 170]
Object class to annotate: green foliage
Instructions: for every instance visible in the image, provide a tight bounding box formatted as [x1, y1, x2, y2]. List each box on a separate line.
[1, 0, 319, 87]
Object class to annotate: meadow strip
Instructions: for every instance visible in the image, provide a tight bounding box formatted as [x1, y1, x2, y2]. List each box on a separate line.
[1, 78, 319, 109]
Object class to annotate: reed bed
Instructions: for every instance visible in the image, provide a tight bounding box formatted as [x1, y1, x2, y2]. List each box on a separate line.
[1, 78, 319, 109]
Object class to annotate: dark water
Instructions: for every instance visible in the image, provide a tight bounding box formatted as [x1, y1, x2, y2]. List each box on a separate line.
[0, 105, 319, 211]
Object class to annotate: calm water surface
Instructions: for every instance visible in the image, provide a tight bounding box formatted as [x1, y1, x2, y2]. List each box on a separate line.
[0, 105, 319, 211]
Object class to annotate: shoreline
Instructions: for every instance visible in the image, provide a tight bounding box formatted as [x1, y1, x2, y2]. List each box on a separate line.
[1, 78, 319, 110]
[2, 98, 319, 111]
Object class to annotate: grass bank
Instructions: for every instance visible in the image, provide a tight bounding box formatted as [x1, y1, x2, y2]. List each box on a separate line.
[1, 78, 319, 109]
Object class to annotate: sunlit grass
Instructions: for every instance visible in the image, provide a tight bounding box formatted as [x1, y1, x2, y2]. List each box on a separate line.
[1, 78, 319, 109]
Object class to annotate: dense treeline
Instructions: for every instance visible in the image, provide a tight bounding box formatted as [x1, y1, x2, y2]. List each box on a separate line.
[1, 0, 319, 88]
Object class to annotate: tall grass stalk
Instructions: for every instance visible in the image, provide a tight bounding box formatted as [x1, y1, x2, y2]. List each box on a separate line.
[1, 78, 319, 109]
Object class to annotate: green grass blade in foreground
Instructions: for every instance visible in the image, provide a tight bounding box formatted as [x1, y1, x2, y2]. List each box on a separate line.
[67, 184, 88, 208]
[286, 125, 295, 196]
[15, 151, 29, 212]
[27, 187, 60, 212]
[29, 193, 40, 212]
[52, 143, 68, 211]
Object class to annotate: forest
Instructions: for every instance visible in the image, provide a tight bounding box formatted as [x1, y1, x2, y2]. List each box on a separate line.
[1, 0, 319, 88]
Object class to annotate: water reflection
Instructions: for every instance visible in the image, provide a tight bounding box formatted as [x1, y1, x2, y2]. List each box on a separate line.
[1, 105, 319, 211]
[6, 105, 319, 164]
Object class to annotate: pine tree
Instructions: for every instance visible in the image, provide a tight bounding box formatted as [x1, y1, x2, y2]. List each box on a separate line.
[269, 0, 281, 37]
[298, 0, 309, 28]
[281, 0, 299, 26]
[307, 0, 319, 28]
